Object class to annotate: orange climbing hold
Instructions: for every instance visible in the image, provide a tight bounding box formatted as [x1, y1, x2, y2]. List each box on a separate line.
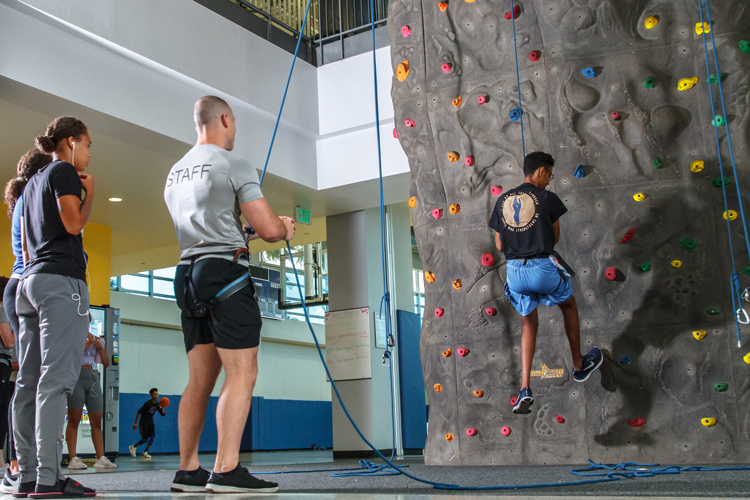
[449, 204, 460, 215]
[445, 433, 453, 441]
[438, 1, 448, 10]
[447, 151, 459, 162]
[434, 383, 442, 392]
[452, 96, 462, 107]
[425, 271, 435, 283]
[408, 196, 416, 208]
[452, 279, 462, 290]
[396, 60, 409, 81]
[442, 348, 452, 358]
[473, 390, 484, 397]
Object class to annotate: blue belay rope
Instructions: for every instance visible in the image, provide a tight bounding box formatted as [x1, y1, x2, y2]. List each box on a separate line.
[509, 0, 525, 156]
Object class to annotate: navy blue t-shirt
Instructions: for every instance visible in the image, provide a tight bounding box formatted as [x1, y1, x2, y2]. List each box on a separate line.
[22, 161, 86, 281]
[138, 400, 163, 426]
[489, 183, 568, 260]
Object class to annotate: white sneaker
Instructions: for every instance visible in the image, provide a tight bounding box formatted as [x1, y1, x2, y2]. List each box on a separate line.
[67, 456, 88, 469]
[94, 456, 117, 469]
[129, 445, 136, 457]
[0, 469, 19, 494]
[142, 451, 151, 459]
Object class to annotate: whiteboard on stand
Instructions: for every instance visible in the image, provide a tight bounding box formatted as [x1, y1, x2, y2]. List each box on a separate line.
[324, 307, 372, 381]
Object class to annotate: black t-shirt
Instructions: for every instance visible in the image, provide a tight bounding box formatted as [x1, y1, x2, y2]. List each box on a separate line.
[488, 183, 568, 260]
[138, 400, 162, 426]
[22, 161, 86, 281]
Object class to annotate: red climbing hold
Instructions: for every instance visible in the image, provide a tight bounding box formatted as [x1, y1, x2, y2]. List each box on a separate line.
[477, 95, 488, 105]
[432, 208, 443, 219]
[465, 156, 475, 167]
[610, 111, 621, 121]
[491, 186, 502, 195]
[605, 267, 617, 281]
[510, 395, 518, 406]
[620, 227, 635, 244]
[405, 119, 415, 127]
[529, 50, 541, 62]
[481, 253, 495, 267]
[486, 307, 497, 316]
[392, 128, 398, 139]
[504, 4, 520, 19]
[466, 428, 478, 437]
[435, 308, 444, 318]
[501, 426, 512, 436]
[555, 415, 565, 424]
[441, 63, 452, 72]
[628, 418, 646, 427]
[457, 347, 470, 357]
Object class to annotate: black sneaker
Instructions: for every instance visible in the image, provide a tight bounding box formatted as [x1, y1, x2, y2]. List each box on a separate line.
[573, 346, 604, 382]
[28, 477, 95, 498]
[512, 387, 534, 414]
[171, 467, 210, 492]
[206, 464, 278, 493]
[13, 481, 35, 498]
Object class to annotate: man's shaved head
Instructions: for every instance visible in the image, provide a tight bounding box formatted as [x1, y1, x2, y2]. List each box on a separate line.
[194, 96, 232, 128]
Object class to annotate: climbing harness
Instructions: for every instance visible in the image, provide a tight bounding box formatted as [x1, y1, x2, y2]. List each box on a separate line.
[183, 249, 251, 319]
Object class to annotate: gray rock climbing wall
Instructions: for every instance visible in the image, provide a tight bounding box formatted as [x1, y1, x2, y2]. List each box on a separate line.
[389, 0, 750, 465]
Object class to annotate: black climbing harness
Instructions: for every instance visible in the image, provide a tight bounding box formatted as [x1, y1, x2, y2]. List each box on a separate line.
[184, 249, 251, 319]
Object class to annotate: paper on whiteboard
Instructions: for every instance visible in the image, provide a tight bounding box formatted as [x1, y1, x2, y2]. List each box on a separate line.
[324, 308, 372, 381]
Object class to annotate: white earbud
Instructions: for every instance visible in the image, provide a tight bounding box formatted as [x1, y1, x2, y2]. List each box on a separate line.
[71, 141, 76, 168]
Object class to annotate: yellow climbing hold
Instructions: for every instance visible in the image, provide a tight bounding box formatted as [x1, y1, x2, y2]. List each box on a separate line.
[678, 77, 699, 91]
[724, 210, 738, 221]
[633, 193, 645, 202]
[671, 260, 682, 268]
[695, 22, 710, 35]
[644, 16, 658, 29]
[744, 352, 750, 364]
[408, 196, 417, 208]
[425, 271, 435, 283]
[396, 60, 409, 82]
[452, 279, 462, 290]
[701, 418, 717, 427]
[690, 160, 705, 173]
[449, 204, 460, 215]
[693, 330, 707, 340]
[452, 96, 462, 107]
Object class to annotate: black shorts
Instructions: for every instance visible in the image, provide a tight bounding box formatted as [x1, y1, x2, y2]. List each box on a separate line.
[139, 423, 156, 439]
[174, 258, 262, 352]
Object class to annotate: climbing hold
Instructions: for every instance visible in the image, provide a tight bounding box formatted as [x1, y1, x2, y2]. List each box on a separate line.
[709, 73, 728, 83]
[432, 208, 443, 219]
[485, 307, 497, 316]
[693, 330, 707, 340]
[448, 204, 460, 215]
[466, 428, 478, 437]
[491, 186, 503, 195]
[396, 60, 409, 81]
[701, 418, 717, 427]
[644, 16, 658, 29]
[640, 262, 652, 272]
[652, 157, 664, 169]
[574, 165, 586, 178]
[671, 260, 682, 268]
[477, 95, 488, 105]
[695, 22, 710, 35]
[425, 271, 435, 283]
[713, 176, 732, 188]
[393, 128, 398, 139]
[713, 115, 725, 127]
[445, 433, 453, 441]
[555, 415, 565, 424]
[707, 308, 720, 315]
[724, 210, 738, 221]
[441, 63, 452, 73]
[628, 418, 646, 427]
[435, 308, 444, 318]
[405, 119, 416, 127]
[633, 193, 645, 202]
[401, 25, 412, 37]
[473, 390, 484, 397]
[744, 352, 750, 364]
[438, 1, 448, 10]
[482, 253, 495, 267]
[447, 151, 459, 162]
[464, 156, 475, 167]
[509, 108, 522, 121]
[452, 96, 462, 107]
[529, 50, 541, 62]
[620, 227, 636, 244]
[504, 4, 519, 20]
[434, 383, 442, 392]
[582, 67, 596, 78]
[740, 40, 750, 54]
[501, 426, 512, 436]
[680, 238, 697, 252]
[677, 77, 699, 91]
[452, 279, 462, 290]
[643, 76, 657, 88]
[510, 396, 518, 406]
[605, 267, 618, 281]
[744, 267, 750, 277]
[442, 349, 452, 358]
[714, 383, 728, 392]
[620, 355, 632, 364]
[610, 111, 621, 121]
[690, 160, 705, 173]
[457, 347, 469, 357]
[408, 196, 417, 208]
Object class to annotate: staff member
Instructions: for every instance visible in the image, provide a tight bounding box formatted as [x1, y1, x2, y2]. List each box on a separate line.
[165, 96, 294, 494]
[14, 117, 96, 497]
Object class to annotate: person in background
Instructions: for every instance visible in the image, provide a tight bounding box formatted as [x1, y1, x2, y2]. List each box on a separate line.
[129, 388, 165, 459]
[0, 277, 14, 467]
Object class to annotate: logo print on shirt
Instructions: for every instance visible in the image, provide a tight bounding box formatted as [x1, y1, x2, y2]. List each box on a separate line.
[502, 192, 538, 232]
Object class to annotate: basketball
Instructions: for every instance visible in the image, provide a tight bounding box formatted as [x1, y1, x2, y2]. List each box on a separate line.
[159, 397, 170, 408]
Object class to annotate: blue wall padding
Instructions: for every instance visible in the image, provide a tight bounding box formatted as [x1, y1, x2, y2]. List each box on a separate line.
[119, 394, 332, 454]
[396, 310, 427, 450]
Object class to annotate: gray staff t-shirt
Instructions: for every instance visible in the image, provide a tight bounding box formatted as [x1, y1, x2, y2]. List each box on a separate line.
[164, 144, 264, 262]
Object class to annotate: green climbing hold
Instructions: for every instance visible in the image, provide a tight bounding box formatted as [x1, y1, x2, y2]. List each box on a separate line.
[652, 157, 664, 169]
[740, 40, 750, 54]
[714, 383, 729, 392]
[713, 176, 732, 188]
[708, 307, 720, 315]
[679, 238, 697, 253]
[640, 262, 652, 272]
[643, 76, 657, 88]
[743, 266, 750, 277]
[713, 115, 726, 127]
[709, 73, 728, 83]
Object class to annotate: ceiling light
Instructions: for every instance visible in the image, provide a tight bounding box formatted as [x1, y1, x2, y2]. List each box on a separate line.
[108, 197, 122, 202]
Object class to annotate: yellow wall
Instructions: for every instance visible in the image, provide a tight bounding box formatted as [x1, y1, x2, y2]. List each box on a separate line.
[83, 222, 112, 307]
[0, 211, 14, 278]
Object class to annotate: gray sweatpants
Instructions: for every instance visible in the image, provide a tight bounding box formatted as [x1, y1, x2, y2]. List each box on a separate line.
[13, 274, 89, 486]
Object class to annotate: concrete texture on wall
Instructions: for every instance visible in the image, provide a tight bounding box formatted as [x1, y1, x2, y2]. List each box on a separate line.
[388, 0, 750, 465]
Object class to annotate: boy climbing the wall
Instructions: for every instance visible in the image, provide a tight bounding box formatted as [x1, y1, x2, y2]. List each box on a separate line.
[489, 151, 603, 414]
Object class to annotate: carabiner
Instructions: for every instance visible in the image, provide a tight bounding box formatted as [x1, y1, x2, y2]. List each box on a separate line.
[737, 308, 750, 325]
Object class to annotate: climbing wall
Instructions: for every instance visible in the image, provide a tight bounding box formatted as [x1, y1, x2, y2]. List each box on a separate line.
[388, 0, 750, 464]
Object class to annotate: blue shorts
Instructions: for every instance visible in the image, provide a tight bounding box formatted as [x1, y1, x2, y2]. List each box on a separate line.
[505, 256, 572, 316]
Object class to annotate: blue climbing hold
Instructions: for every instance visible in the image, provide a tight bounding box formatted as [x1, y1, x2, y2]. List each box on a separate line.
[509, 107, 522, 121]
[582, 67, 596, 78]
[620, 355, 631, 364]
[574, 165, 586, 178]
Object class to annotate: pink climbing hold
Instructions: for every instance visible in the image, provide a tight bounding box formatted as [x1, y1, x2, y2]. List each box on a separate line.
[435, 308, 444, 318]
[620, 227, 635, 244]
[457, 347, 469, 357]
[441, 63, 452, 72]
[504, 4, 520, 20]
[401, 25, 412, 37]
[477, 95, 487, 105]
[529, 50, 541, 62]
[393, 128, 398, 139]
[605, 267, 617, 281]
[611, 111, 621, 121]
[432, 208, 443, 219]
[465, 156, 475, 167]
[482, 253, 494, 267]
[555, 415, 565, 424]
[466, 428, 478, 437]
[486, 307, 497, 316]
[491, 186, 503, 195]
[404, 119, 415, 127]
[510, 395, 518, 406]
[628, 418, 646, 428]
[501, 426, 511, 436]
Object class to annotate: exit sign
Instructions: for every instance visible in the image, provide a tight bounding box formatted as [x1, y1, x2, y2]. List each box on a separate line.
[295, 206, 311, 225]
